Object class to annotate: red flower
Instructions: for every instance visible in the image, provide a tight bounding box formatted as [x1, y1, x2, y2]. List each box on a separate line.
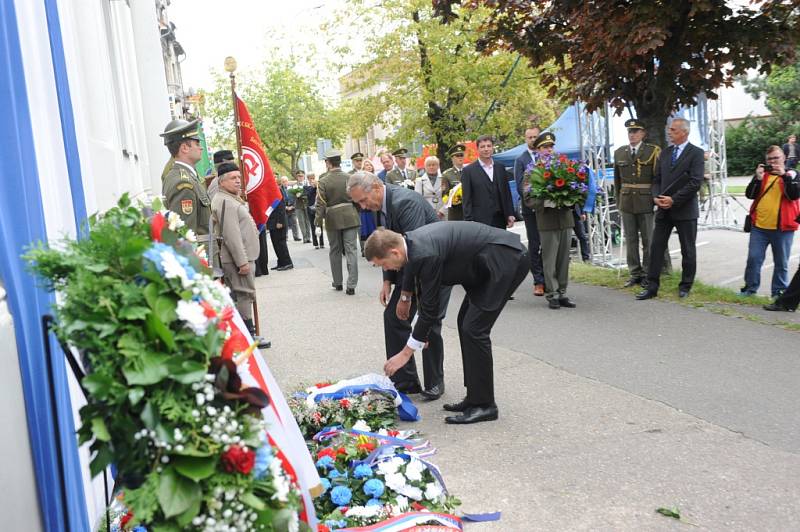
[543, 171, 551, 180]
[357, 441, 376, 453]
[577, 172, 587, 181]
[314, 382, 332, 389]
[120, 510, 134, 528]
[337, 446, 347, 455]
[412, 502, 426, 511]
[221, 445, 255, 475]
[339, 398, 351, 409]
[318, 525, 331, 532]
[567, 166, 576, 173]
[199, 257, 210, 268]
[200, 300, 217, 319]
[387, 430, 400, 437]
[555, 178, 566, 188]
[558, 154, 568, 163]
[150, 212, 166, 242]
[317, 447, 336, 460]
[312, 411, 322, 422]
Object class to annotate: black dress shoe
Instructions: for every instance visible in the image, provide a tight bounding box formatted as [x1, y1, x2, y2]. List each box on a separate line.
[678, 289, 690, 298]
[623, 278, 643, 288]
[334, 285, 343, 291]
[443, 398, 469, 412]
[270, 265, 279, 270]
[346, 288, 355, 295]
[445, 405, 499, 425]
[276, 264, 294, 271]
[764, 302, 795, 312]
[558, 297, 576, 308]
[548, 298, 560, 309]
[394, 381, 422, 394]
[636, 290, 657, 300]
[420, 382, 444, 401]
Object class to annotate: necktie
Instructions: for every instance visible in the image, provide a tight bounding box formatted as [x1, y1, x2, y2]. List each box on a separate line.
[671, 146, 679, 166]
[631, 147, 636, 158]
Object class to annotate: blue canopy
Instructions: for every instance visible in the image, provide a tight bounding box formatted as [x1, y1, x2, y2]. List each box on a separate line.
[493, 105, 585, 167]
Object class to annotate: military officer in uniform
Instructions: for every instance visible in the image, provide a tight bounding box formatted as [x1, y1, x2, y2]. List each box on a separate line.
[211, 163, 269, 348]
[315, 149, 361, 294]
[385, 148, 416, 186]
[442, 144, 465, 221]
[613, 118, 671, 287]
[349, 152, 365, 174]
[160, 119, 211, 240]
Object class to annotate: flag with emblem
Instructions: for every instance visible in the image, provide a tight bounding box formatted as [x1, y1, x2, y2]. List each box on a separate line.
[235, 94, 282, 226]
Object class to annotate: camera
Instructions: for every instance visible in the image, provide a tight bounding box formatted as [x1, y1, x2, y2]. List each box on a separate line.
[764, 164, 775, 173]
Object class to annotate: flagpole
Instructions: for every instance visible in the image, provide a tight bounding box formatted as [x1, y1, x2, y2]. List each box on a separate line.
[225, 56, 263, 340]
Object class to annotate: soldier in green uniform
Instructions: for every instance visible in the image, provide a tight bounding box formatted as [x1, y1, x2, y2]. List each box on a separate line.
[613, 118, 671, 287]
[385, 148, 416, 186]
[159, 119, 212, 241]
[349, 152, 364, 174]
[441, 144, 465, 221]
[315, 149, 361, 294]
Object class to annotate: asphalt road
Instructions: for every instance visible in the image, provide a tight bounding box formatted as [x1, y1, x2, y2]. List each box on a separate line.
[257, 231, 800, 531]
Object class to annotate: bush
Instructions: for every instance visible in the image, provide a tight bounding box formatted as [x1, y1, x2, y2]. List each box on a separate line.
[726, 117, 798, 176]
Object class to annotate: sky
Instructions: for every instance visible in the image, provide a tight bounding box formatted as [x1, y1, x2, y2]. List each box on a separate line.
[167, 0, 348, 96]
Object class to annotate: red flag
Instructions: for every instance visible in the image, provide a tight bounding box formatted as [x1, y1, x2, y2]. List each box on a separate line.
[235, 93, 282, 226]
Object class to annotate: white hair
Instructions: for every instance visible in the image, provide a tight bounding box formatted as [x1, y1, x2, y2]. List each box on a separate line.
[671, 117, 690, 133]
[424, 156, 439, 165]
[347, 171, 382, 194]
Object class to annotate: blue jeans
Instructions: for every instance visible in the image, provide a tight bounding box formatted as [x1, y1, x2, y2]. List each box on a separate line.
[743, 227, 795, 296]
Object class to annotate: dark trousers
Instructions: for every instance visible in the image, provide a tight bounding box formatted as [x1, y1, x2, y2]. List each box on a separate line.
[522, 211, 545, 285]
[647, 215, 697, 292]
[572, 209, 590, 261]
[384, 283, 451, 389]
[308, 208, 324, 247]
[269, 226, 292, 267]
[490, 211, 506, 229]
[457, 250, 529, 406]
[255, 230, 269, 276]
[775, 265, 800, 310]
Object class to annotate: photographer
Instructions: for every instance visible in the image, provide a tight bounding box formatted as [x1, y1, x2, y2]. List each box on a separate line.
[740, 146, 800, 297]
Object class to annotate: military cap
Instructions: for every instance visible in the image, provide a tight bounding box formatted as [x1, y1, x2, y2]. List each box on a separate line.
[216, 162, 240, 178]
[624, 118, 645, 130]
[350, 152, 364, 160]
[448, 144, 466, 157]
[392, 148, 409, 157]
[324, 148, 343, 159]
[213, 149, 234, 164]
[533, 132, 556, 149]
[159, 118, 200, 145]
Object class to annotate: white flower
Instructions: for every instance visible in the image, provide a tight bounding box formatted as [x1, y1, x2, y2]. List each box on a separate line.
[377, 456, 405, 476]
[185, 228, 197, 242]
[162, 250, 192, 288]
[176, 300, 209, 335]
[391, 495, 409, 515]
[405, 457, 425, 482]
[400, 485, 423, 501]
[167, 211, 185, 231]
[352, 419, 372, 432]
[287, 511, 300, 532]
[384, 472, 407, 492]
[270, 459, 291, 502]
[345, 505, 384, 519]
[424, 482, 443, 501]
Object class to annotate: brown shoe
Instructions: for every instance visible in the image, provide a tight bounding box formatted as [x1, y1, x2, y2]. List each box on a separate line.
[533, 284, 545, 296]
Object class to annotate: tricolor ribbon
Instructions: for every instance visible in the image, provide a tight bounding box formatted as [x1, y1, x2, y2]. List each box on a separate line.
[338, 512, 463, 531]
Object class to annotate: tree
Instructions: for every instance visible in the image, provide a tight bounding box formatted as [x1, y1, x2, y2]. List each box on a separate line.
[202, 61, 344, 175]
[744, 46, 800, 126]
[330, 0, 559, 165]
[434, 0, 799, 148]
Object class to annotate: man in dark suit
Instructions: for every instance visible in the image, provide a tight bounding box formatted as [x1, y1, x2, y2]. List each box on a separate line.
[348, 172, 451, 400]
[514, 126, 546, 296]
[637, 117, 704, 300]
[377, 151, 393, 183]
[366, 223, 528, 424]
[461, 135, 515, 229]
[268, 181, 294, 271]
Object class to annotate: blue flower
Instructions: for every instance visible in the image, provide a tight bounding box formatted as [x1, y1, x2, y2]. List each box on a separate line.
[363, 478, 385, 498]
[330, 485, 353, 506]
[353, 464, 373, 479]
[366, 498, 383, 507]
[253, 445, 273, 479]
[143, 243, 171, 273]
[132, 527, 147, 532]
[316, 456, 334, 470]
[328, 468, 348, 479]
[324, 520, 348, 530]
[319, 477, 331, 494]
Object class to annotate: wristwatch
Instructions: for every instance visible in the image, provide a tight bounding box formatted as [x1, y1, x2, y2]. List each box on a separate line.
[400, 294, 411, 302]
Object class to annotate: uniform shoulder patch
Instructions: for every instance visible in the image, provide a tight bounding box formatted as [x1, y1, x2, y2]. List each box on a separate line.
[176, 182, 194, 191]
[181, 199, 194, 215]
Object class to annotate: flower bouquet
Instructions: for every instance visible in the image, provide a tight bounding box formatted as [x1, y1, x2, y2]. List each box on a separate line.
[309, 428, 460, 530]
[401, 179, 416, 190]
[287, 184, 306, 200]
[442, 183, 462, 207]
[524, 153, 590, 208]
[26, 195, 305, 531]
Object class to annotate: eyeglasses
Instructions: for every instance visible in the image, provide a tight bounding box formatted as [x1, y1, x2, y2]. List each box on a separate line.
[766, 156, 783, 161]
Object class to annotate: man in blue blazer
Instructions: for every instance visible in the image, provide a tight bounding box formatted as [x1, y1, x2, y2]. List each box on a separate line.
[637, 118, 704, 300]
[514, 126, 546, 296]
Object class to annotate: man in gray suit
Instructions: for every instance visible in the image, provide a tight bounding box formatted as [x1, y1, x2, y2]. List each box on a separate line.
[366, 223, 528, 424]
[637, 117, 705, 300]
[348, 172, 450, 399]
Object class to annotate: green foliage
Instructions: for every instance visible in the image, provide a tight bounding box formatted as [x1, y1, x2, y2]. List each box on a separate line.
[202, 58, 344, 174]
[329, 0, 558, 162]
[744, 47, 800, 125]
[725, 117, 791, 176]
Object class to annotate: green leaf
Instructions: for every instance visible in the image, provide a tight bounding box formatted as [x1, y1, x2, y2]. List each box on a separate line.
[146, 312, 176, 351]
[157, 467, 201, 519]
[119, 306, 150, 320]
[154, 295, 177, 324]
[141, 401, 159, 429]
[172, 446, 213, 457]
[172, 455, 218, 482]
[175, 494, 201, 528]
[166, 359, 208, 384]
[82, 373, 114, 400]
[85, 262, 109, 273]
[90, 417, 111, 442]
[144, 282, 159, 309]
[656, 507, 681, 519]
[89, 445, 113, 477]
[152, 524, 181, 532]
[128, 387, 145, 406]
[122, 351, 171, 385]
[241, 491, 267, 511]
[272, 508, 297, 532]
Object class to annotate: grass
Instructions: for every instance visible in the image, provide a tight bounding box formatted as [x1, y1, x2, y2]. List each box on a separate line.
[726, 185, 747, 195]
